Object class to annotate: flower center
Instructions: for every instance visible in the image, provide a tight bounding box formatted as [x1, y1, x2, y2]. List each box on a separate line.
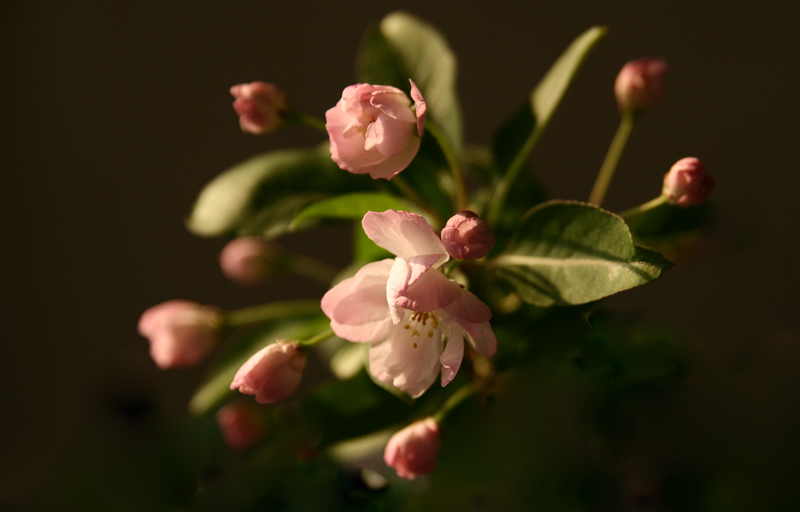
[403, 311, 441, 348]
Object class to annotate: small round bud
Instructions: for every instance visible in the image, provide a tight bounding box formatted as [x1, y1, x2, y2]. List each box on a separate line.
[230, 81, 287, 134]
[662, 157, 714, 206]
[138, 300, 222, 369]
[230, 340, 306, 404]
[219, 237, 277, 286]
[614, 58, 668, 115]
[441, 210, 495, 260]
[216, 402, 266, 450]
[384, 418, 440, 480]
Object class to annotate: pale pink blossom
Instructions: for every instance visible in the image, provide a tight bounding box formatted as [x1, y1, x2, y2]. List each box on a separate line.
[384, 418, 440, 479]
[230, 81, 287, 134]
[325, 80, 425, 180]
[662, 157, 714, 206]
[138, 300, 222, 369]
[614, 58, 668, 115]
[441, 210, 496, 260]
[230, 340, 306, 404]
[216, 402, 265, 450]
[219, 236, 276, 286]
[321, 210, 496, 398]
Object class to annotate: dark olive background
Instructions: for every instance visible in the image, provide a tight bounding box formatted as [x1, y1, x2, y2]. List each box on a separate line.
[2, 1, 799, 509]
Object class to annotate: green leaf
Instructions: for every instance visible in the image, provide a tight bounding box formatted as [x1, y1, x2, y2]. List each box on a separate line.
[187, 145, 371, 239]
[494, 26, 606, 170]
[357, 11, 464, 155]
[291, 192, 418, 230]
[189, 315, 327, 416]
[494, 201, 672, 307]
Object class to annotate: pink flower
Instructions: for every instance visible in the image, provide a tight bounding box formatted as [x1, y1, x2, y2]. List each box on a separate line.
[138, 300, 222, 369]
[321, 210, 496, 398]
[216, 402, 265, 450]
[662, 157, 714, 206]
[384, 418, 440, 479]
[614, 58, 668, 115]
[441, 210, 496, 260]
[325, 80, 426, 180]
[230, 81, 287, 134]
[219, 236, 276, 286]
[230, 340, 306, 404]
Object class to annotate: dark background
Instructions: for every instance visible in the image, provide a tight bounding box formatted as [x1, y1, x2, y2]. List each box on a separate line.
[3, 1, 799, 509]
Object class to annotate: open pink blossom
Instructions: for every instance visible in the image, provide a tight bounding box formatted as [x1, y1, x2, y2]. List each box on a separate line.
[321, 210, 496, 398]
[325, 80, 425, 180]
[138, 300, 222, 369]
[231, 340, 306, 404]
[230, 81, 287, 134]
[384, 418, 440, 479]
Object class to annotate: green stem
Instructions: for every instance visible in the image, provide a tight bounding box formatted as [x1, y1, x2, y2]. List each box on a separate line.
[618, 195, 667, 219]
[587, 113, 635, 207]
[276, 253, 338, 285]
[286, 108, 327, 133]
[432, 383, 479, 423]
[391, 176, 442, 227]
[300, 328, 335, 347]
[426, 121, 467, 212]
[486, 124, 547, 227]
[224, 300, 321, 327]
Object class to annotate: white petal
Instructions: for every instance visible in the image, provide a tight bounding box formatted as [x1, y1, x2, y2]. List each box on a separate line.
[369, 323, 443, 398]
[439, 328, 464, 387]
[362, 210, 447, 261]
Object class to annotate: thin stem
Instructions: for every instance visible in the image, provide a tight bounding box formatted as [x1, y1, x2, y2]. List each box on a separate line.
[277, 253, 338, 285]
[618, 195, 667, 219]
[426, 121, 467, 212]
[225, 300, 321, 327]
[391, 176, 442, 227]
[587, 113, 635, 207]
[486, 125, 547, 227]
[300, 328, 335, 347]
[432, 382, 479, 423]
[286, 107, 327, 133]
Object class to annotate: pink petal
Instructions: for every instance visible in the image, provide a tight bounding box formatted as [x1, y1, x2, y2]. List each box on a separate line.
[369, 323, 443, 398]
[409, 79, 426, 137]
[461, 321, 497, 357]
[370, 89, 415, 122]
[362, 210, 447, 261]
[330, 317, 392, 343]
[370, 114, 415, 157]
[439, 328, 464, 386]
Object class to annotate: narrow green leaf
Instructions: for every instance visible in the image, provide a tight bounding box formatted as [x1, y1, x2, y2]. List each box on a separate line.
[494, 201, 672, 307]
[291, 192, 417, 230]
[187, 145, 371, 239]
[358, 11, 464, 155]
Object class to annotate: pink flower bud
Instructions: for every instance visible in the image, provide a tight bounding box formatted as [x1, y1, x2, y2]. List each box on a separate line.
[230, 81, 287, 134]
[662, 157, 714, 206]
[614, 58, 668, 115]
[384, 418, 440, 480]
[441, 210, 496, 260]
[219, 237, 277, 286]
[325, 80, 425, 180]
[216, 402, 265, 450]
[138, 300, 222, 369]
[230, 340, 306, 404]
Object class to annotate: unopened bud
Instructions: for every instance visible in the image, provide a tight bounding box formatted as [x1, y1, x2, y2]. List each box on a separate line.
[216, 402, 265, 450]
[138, 300, 222, 369]
[441, 210, 495, 260]
[384, 418, 440, 479]
[614, 58, 668, 115]
[230, 81, 287, 134]
[219, 237, 277, 286]
[230, 340, 306, 404]
[662, 157, 714, 206]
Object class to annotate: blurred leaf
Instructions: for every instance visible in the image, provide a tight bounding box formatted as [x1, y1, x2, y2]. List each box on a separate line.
[189, 314, 327, 416]
[304, 370, 411, 446]
[187, 145, 371, 239]
[494, 201, 672, 306]
[358, 11, 464, 155]
[493, 26, 607, 172]
[353, 224, 392, 264]
[291, 192, 419, 230]
[329, 341, 369, 380]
